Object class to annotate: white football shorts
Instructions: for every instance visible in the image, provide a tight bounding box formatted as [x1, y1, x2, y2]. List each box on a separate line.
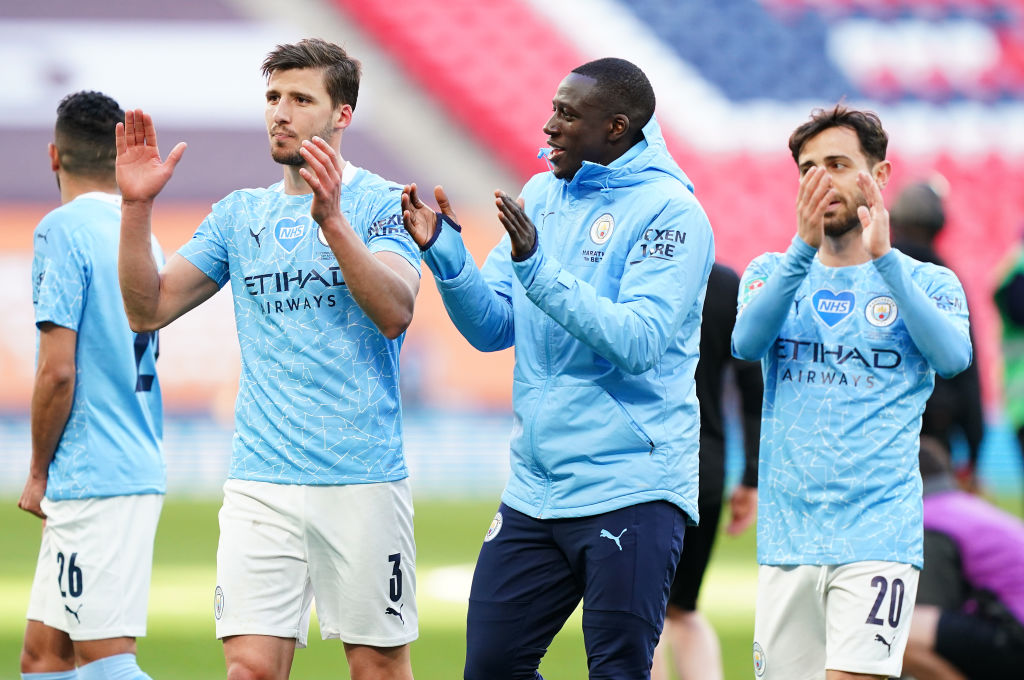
[26, 493, 164, 641]
[753, 561, 919, 680]
[214, 478, 417, 648]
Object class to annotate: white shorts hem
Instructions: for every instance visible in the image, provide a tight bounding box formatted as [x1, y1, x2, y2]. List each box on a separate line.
[66, 626, 147, 642]
[216, 625, 305, 644]
[827, 660, 903, 676]
[325, 630, 419, 647]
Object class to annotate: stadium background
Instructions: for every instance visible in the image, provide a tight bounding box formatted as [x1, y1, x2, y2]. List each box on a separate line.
[0, 0, 1023, 677]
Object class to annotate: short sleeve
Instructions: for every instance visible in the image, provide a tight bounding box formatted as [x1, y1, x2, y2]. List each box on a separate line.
[364, 190, 422, 275]
[177, 204, 231, 287]
[32, 216, 88, 331]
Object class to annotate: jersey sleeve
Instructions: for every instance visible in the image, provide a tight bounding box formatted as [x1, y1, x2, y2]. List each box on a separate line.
[32, 214, 89, 331]
[177, 201, 231, 287]
[875, 252, 972, 378]
[512, 195, 714, 375]
[364, 189, 422, 275]
[732, 238, 814, 361]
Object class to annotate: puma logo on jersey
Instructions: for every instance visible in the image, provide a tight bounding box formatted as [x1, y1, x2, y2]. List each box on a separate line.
[874, 633, 892, 655]
[385, 603, 405, 625]
[250, 226, 266, 247]
[600, 528, 627, 551]
[65, 603, 83, 624]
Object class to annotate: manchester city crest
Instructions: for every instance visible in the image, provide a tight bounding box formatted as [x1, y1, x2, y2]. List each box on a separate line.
[484, 511, 503, 542]
[590, 213, 614, 245]
[214, 585, 225, 620]
[865, 296, 898, 327]
[753, 641, 766, 677]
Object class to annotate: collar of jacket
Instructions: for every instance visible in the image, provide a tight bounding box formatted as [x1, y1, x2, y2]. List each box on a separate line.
[539, 115, 696, 200]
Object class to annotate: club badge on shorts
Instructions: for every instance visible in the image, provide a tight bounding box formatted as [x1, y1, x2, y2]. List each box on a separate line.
[753, 641, 766, 677]
[484, 511, 503, 542]
[214, 585, 225, 620]
[865, 296, 898, 327]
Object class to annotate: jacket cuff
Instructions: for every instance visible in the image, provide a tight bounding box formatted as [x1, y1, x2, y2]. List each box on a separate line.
[511, 240, 548, 290]
[422, 214, 467, 281]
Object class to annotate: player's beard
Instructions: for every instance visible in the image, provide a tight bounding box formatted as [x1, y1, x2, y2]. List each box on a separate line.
[270, 119, 336, 167]
[823, 193, 866, 239]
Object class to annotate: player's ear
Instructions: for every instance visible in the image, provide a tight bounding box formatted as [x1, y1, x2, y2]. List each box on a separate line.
[334, 103, 353, 133]
[872, 159, 892, 190]
[607, 114, 629, 144]
[48, 142, 59, 172]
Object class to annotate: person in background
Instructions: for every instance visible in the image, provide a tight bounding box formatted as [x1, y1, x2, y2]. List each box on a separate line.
[994, 231, 1024, 508]
[902, 436, 1024, 679]
[890, 179, 984, 489]
[652, 262, 763, 680]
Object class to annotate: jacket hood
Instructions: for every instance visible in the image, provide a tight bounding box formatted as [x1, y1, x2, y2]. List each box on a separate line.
[538, 115, 694, 196]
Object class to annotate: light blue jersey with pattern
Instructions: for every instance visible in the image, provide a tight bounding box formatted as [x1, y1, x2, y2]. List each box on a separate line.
[735, 243, 970, 567]
[32, 192, 165, 500]
[177, 166, 420, 485]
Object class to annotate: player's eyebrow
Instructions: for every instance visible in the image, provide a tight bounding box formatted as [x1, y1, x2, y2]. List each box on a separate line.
[798, 154, 853, 172]
[265, 87, 318, 102]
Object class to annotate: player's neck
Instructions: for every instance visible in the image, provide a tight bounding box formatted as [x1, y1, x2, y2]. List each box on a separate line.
[58, 173, 118, 205]
[280, 153, 348, 196]
[819, 229, 871, 267]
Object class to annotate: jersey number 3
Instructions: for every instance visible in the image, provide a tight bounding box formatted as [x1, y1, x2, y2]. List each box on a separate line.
[389, 553, 403, 602]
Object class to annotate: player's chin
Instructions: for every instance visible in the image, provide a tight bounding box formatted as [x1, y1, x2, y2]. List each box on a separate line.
[550, 160, 579, 181]
[271, 149, 305, 167]
[823, 215, 859, 238]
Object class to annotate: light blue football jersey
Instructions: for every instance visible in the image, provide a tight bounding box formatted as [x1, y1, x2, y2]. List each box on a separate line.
[32, 192, 165, 500]
[177, 165, 421, 485]
[738, 248, 970, 567]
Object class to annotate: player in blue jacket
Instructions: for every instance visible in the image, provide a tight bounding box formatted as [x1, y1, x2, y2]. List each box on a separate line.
[732, 105, 972, 680]
[403, 58, 714, 680]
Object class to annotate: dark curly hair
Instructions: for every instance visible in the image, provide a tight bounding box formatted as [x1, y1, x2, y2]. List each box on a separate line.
[54, 90, 124, 177]
[788, 104, 888, 167]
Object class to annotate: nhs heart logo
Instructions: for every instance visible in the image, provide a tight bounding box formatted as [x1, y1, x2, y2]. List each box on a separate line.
[274, 216, 312, 252]
[812, 289, 855, 327]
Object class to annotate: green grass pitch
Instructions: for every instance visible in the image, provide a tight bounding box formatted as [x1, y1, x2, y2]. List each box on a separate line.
[0, 496, 759, 679]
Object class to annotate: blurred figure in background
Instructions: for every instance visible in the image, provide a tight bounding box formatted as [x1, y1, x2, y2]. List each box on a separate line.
[890, 179, 984, 489]
[652, 263, 763, 680]
[903, 437, 1024, 679]
[994, 233, 1024, 507]
[19, 91, 165, 680]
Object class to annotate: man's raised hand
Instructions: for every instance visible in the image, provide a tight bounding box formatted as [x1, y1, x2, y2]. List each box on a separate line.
[495, 191, 536, 259]
[795, 166, 832, 250]
[115, 109, 187, 203]
[298, 136, 344, 230]
[402, 184, 458, 249]
[857, 171, 892, 260]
